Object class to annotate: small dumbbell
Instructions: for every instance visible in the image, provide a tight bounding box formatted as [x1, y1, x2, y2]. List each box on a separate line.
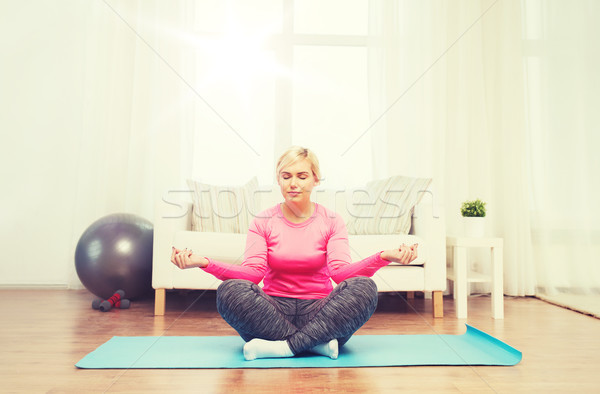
[92, 290, 131, 312]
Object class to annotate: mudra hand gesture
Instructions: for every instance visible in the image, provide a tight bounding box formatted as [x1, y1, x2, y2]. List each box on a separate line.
[171, 247, 209, 269]
[381, 244, 418, 265]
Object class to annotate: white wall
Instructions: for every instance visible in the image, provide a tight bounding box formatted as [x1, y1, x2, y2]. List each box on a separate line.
[0, 2, 209, 287]
[0, 1, 535, 296]
[0, 1, 377, 287]
[0, 1, 87, 286]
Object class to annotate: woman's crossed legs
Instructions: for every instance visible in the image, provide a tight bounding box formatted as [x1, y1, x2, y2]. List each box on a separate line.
[216, 277, 378, 360]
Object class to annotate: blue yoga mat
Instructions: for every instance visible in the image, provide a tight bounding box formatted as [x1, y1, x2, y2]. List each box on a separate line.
[75, 324, 521, 369]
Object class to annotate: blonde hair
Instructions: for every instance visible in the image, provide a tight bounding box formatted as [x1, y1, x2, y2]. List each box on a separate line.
[275, 146, 321, 184]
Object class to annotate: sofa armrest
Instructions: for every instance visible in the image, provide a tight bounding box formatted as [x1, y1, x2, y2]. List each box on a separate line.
[411, 191, 446, 291]
[152, 195, 193, 290]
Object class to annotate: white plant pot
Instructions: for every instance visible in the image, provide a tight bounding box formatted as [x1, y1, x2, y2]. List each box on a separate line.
[463, 217, 485, 237]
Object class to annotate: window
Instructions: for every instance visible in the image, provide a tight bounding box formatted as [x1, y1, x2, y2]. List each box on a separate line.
[187, 0, 373, 187]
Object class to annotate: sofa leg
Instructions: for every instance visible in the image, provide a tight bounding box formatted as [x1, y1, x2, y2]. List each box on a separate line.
[406, 291, 415, 299]
[154, 288, 166, 316]
[433, 291, 444, 318]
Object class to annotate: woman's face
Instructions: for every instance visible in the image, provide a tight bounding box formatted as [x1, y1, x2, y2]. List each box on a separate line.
[278, 158, 319, 204]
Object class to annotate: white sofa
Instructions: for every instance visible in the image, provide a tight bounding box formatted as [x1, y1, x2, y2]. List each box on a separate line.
[152, 183, 446, 317]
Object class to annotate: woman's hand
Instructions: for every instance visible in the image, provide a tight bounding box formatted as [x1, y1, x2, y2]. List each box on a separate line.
[380, 244, 418, 265]
[171, 247, 209, 269]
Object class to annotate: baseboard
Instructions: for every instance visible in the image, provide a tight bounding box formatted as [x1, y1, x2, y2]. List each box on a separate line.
[0, 284, 70, 290]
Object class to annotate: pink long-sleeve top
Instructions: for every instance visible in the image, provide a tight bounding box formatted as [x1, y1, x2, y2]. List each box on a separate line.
[202, 203, 390, 299]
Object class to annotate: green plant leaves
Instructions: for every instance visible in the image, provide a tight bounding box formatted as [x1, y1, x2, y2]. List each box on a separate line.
[460, 199, 486, 217]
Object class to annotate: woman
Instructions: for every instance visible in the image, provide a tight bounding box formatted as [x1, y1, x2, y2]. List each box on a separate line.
[171, 146, 417, 361]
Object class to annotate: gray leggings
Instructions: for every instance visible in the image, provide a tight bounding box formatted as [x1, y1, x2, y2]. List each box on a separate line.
[216, 277, 378, 355]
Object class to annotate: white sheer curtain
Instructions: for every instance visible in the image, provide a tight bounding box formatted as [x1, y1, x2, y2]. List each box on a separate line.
[68, 0, 540, 294]
[522, 1, 600, 301]
[12, 0, 587, 297]
[368, 0, 536, 296]
[67, 1, 195, 287]
[0, 1, 181, 288]
[66, 0, 376, 287]
[166, 0, 375, 188]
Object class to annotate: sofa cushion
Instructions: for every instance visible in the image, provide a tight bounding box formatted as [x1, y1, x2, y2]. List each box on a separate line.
[348, 234, 426, 266]
[346, 176, 432, 235]
[187, 177, 259, 233]
[174, 231, 247, 264]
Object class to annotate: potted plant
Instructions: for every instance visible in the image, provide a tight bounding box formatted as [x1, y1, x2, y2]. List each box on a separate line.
[460, 199, 486, 237]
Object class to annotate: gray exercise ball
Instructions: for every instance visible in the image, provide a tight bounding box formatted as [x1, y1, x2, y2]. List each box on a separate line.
[75, 213, 154, 300]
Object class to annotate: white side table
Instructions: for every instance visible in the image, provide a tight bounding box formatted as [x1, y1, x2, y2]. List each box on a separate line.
[446, 236, 504, 319]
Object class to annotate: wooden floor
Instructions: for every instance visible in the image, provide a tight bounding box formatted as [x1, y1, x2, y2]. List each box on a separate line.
[1, 290, 599, 393]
